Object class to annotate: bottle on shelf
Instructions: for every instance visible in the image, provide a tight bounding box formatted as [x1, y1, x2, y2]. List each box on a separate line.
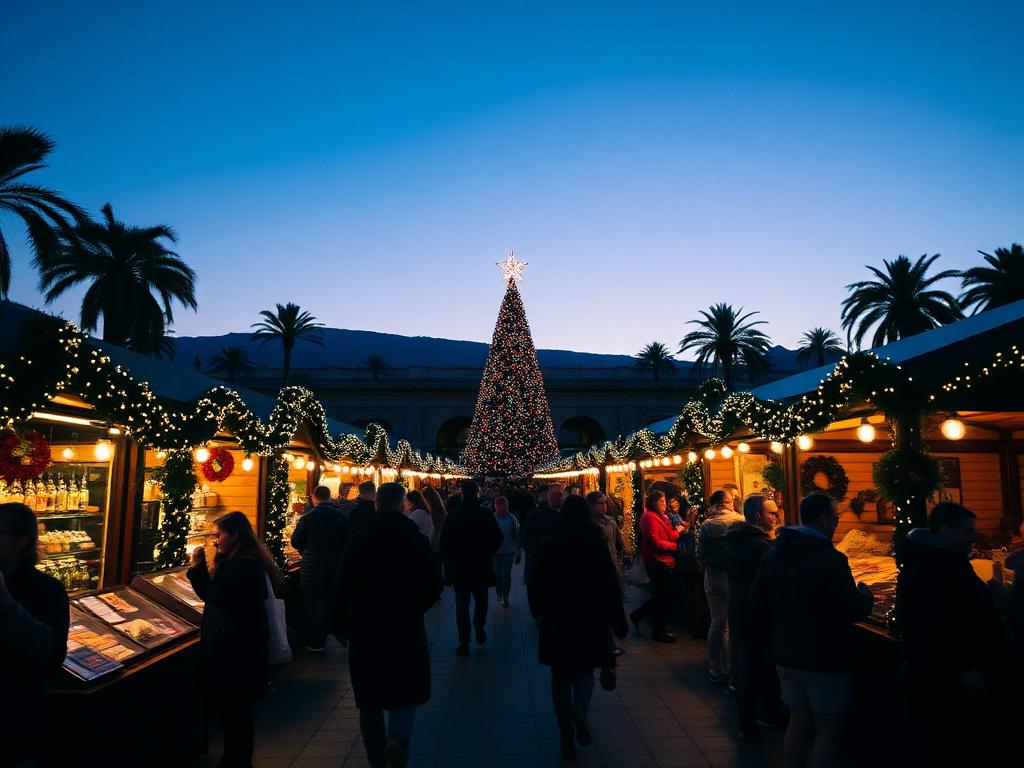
[78, 472, 89, 510]
[9, 479, 23, 506]
[45, 474, 56, 512]
[55, 475, 67, 512]
[35, 476, 47, 513]
[67, 474, 79, 511]
[0, 478, 7, 504]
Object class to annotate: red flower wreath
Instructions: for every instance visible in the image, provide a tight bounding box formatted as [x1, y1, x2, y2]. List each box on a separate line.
[200, 447, 235, 482]
[0, 429, 53, 483]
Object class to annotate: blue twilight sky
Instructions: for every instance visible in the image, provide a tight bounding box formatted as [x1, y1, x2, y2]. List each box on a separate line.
[2, 1, 1022, 356]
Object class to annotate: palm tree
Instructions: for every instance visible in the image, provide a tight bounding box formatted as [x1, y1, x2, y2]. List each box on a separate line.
[841, 254, 962, 349]
[0, 126, 87, 298]
[359, 354, 392, 382]
[250, 302, 324, 385]
[795, 327, 845, 368]
[207, 345, 254, 384]
[678, 303, 771, 389]
[40, 203, 196, 356]
[959, 244, 1024, 314]
[634, 341, 676, 382]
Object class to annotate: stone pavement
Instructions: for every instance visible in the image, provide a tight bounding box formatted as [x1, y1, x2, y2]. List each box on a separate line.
[191, 562, 786, 768]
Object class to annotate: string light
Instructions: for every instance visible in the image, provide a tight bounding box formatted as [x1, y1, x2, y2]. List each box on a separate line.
[61, 446, 75, 460]
[856, 419, 876, 443]
[737, 442, 750, 453]
[94, 440, 112, 461]
[940, 416, 965, 440]
[194, 446, 210, 463]
[796, 435, 814, 450]
[770, 441, 784, 455]
[720, 445, 734, 459]
[241, 457, 254, 472]
[687, 451, 699, 463]
[704, 448, 716, 461]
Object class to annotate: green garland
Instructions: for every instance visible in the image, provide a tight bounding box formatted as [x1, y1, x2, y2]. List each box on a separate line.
[264, 454, 290, 569]
[874, 448, 940, 542]
[849, 489, 879, 517]
[153, 449, 197, 568]
[800, 455, 850, 501]
[678, 462, 705, 506]
[762, 461, 784, 494]
[630, 468, 643, 553]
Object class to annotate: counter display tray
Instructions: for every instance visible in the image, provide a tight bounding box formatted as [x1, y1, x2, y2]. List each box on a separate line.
[131, 567, 205, 625]
[73, 587, 197, 650]
[64, 606, 147, 682]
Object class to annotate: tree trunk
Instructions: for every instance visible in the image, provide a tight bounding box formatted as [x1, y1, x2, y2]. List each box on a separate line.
[722, 358, 733, 389]
[817, 348, 825, 367]
[282, 342, 293, 385]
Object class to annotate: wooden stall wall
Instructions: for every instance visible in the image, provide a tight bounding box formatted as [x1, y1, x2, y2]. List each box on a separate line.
[202, 449, 260, 530]
[708, 459, 738, 495]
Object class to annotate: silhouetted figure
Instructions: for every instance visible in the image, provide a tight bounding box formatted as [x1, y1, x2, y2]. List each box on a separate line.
[188, 512, 280, 768]
[347, 480, 377, 538]
[440, 480, 503, 655]
[0, 502, 69, 768]
[896, 502, 1011, 767]
[521, 483, 563, 586]
[752, 494, 872, 768]
[491, 495, 521, 606]
[529, 495, 628, 760]
[330, 483, 443, 768]
[697, 488, 744, 684]
[291, 485, 350, 651]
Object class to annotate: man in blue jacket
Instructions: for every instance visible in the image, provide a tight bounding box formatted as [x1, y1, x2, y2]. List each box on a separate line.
[751, 493, 873, 768]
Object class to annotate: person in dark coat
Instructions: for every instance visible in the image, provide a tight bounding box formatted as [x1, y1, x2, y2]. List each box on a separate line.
[188, 511, 278, 768]
[346, 480, 377, 538]
[330, 483, 443, 768]
[291, 485, 351, 652]
[726, 495, 785, 741]
[895, 502, 1012, 767]
[751, 493, 873, 768]
[528, 495, 628, 760]
[0, 502, 69, 768]
[521, 483, 564, 586]
[440, 479, 503, 655]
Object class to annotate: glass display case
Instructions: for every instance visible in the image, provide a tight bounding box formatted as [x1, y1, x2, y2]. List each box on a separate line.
[64, 606, 147, 682]
[0, 429, 115, 593]
[131, 567, 204, 625]
[73, 587, 197, 650]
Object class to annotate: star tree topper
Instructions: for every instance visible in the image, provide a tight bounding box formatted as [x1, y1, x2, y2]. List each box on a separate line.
[497, 250, 528, 284]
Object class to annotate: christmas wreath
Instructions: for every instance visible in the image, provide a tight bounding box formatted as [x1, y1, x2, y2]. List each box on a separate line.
[762, 461, 784, 493]
[0, 429, 52, 483]
[872, 449, 940, 504]
[200, 447, 235, 482]
[849, 488, 879, 517]
[800, 455, 849, 501]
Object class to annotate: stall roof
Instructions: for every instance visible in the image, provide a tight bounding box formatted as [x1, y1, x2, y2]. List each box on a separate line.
[647, 298, 1024, 435]
[0, 300, 361, 438]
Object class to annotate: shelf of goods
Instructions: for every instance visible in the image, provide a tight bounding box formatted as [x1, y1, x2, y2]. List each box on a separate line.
[0, 456, 112, 593]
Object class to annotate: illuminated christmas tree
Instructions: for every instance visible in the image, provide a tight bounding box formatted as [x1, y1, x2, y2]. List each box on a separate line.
[462, 253, 559, 476]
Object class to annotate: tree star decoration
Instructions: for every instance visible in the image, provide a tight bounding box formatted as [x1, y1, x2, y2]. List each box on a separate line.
[497, 251, 528, 284]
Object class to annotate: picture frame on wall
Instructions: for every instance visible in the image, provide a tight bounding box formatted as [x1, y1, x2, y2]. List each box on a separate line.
[933, 457, 962, 505]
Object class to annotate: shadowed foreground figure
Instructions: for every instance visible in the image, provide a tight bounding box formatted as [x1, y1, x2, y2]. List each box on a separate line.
[331, 483, 443, 768]
[529, 495, 628, 760]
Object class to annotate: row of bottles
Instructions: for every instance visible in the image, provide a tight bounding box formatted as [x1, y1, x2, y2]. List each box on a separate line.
[37, 557, 95, 591]
[0, 473, 91, 513]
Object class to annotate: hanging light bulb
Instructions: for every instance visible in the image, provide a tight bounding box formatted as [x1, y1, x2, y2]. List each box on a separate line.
[672, 455, 683, 465]
[241, 457, 254, 472]
[94, 440, 112, 461]
[720, 445, 734, 459]
[293, 456, 306, 470]
[332, 464, 341, 473]
[661, 457, 671, 467]
[195, 446, 210, 463]
[61, 446, 75, 460]
[770, 441, 784, 455]
[687, 451, 699, 463]
[796, 435, 814, 450]
[856, 419, 876, 444]
[940, 416, 966, 440]
[156, 450, 167, 461]
[737, 442, 750, 453]
[704, 448, 716, 461]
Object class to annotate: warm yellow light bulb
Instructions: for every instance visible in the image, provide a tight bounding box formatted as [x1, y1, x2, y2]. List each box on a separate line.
[796, 435, 814, 450]
[687, 452, 698, 463]
[293, 457, 306, 470]
[94, 441, 112, 461]
[704, 448, 716, 461]
[856, 420, 876, 443]
[61, 446, 75, 460]
[720, 445, 734, 459]
[672, 455, 682, 465]
[195, 447, 210, 463]
[332, 464, 341, 473]
[737, 442, 750, 453]
[940, 417, 965, 440]
[770, 441, 784, 454]
[241, 457, 254, 472]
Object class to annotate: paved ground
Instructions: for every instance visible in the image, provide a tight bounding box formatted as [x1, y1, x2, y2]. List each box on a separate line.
[191, 563, 787, 768]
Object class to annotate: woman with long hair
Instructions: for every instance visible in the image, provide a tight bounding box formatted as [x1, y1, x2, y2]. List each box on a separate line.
[404, 489, 435, 543]
[0, 502, 70, 767]
[421, 485, 447, 554]
[187, 511, 281, 768]
[629, 489, 680, 643]
[528, 495, 627, 759]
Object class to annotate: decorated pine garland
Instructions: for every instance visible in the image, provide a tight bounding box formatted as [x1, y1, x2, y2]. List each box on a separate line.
[800, 455, 849, 501]
[153, 449, 197, 568]
[200, 447, 235, 482]
[264, 454, 290, 569]
[678, 461, 705, 506]
[0, 429, 52, 483]
[762, 460, 784, 495]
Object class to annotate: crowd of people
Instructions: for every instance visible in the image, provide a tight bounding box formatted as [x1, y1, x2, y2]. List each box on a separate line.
[2, 473, 1023, 767]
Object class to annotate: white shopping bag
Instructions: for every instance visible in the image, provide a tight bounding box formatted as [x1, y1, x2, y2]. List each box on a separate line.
[265, 571, 293, 665]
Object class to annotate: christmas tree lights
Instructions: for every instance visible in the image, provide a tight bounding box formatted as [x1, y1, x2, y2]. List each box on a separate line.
[462, 261, 559, 476]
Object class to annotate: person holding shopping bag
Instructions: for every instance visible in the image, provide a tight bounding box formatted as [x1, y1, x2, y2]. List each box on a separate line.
[188, 511, 283, 768]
